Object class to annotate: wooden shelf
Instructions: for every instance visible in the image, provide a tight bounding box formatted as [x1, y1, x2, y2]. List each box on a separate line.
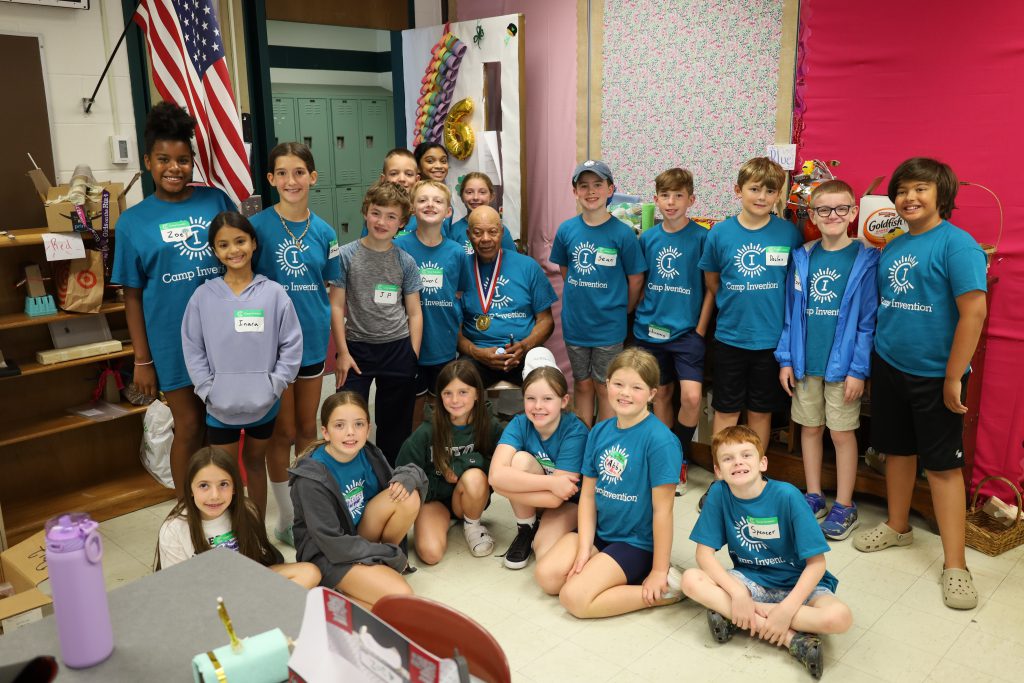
[0, 301, 125, 331]
[0, 226, 109, 249]
[3, 344, 133, 379]
[0, 401, 147, 448]
[3, 470, 175, 548]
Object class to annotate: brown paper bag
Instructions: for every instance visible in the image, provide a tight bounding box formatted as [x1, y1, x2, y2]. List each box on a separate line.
[56, 249, 104, 313]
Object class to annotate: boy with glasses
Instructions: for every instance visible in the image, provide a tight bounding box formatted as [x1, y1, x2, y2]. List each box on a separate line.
[774, 180, 879, 539]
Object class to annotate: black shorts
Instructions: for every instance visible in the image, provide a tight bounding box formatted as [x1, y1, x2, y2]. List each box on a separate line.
[297, 360, 325, 379]
[711, 339, 788, 413]
[207, 417, 276, 445]
[635, 330, 706, 385]
[416, 362, 449, 396]
[594, 536, 653, 585]
[870, 352, 968, 472]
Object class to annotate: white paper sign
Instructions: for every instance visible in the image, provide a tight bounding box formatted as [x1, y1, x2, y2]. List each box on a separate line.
[479, 131, 502, 186]
[767, 144, 797, 171]
[42, 232, 86, 261]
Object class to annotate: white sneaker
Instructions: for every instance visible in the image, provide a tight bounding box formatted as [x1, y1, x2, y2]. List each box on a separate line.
[662, 566, 685, 600]
[463, 522, 494, 557]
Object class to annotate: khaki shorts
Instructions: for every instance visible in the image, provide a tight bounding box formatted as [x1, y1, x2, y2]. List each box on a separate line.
[791, 376, 861, 432]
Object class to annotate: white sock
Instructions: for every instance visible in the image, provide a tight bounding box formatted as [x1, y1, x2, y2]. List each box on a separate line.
[463, 516, 481, 527]
[515, 515, 536, 526]
[271, 480, 293, 532]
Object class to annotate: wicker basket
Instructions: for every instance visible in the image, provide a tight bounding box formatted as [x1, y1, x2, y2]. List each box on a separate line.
[965, 476, 1024, 556]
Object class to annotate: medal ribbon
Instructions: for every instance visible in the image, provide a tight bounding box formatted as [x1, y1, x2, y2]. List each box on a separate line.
[473, 249, 503, 316]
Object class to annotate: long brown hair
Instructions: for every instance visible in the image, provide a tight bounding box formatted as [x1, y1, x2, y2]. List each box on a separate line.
[155, 447, 277, 569]
[432, 360, 491, 473]
[296, 391, 371, 460]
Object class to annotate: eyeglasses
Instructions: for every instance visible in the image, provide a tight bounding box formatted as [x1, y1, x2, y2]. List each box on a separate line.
[813, 205, 854, 218]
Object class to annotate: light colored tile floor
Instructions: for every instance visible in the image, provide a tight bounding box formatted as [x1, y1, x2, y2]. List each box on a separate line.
[88, 463, 1024, 682]
[82, 381, 1024, 682]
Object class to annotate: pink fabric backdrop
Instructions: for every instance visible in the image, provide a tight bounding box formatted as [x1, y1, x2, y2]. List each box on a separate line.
[796, 0, 1024, 494]
[454, 0, 578, 380]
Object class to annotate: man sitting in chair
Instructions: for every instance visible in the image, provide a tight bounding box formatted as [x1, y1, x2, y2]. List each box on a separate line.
[457, 206, 557, 387]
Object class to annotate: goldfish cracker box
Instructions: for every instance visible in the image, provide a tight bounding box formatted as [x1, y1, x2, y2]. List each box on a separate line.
[858, 176, 908, 247]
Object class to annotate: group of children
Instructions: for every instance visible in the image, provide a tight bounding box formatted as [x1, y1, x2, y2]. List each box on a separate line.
[130, 99, 987, 679]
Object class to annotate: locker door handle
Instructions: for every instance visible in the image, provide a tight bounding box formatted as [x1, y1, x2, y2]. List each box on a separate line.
[304, 136, 313, 147]
[336, 136, 345, 149]
[365, 136, 374, 148]
[342, 223, 349, 233]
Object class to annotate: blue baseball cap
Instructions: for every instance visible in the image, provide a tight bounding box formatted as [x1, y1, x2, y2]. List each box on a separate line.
[572, 159, 614, 185]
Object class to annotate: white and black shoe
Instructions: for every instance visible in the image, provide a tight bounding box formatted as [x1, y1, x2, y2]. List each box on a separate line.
[502, 521, 538, 569]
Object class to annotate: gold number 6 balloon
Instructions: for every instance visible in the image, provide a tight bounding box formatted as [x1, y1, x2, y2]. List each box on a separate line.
[444, 97, 475, 161]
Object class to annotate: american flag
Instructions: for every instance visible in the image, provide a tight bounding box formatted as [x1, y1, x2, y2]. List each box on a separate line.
[134, 0, 252, 206]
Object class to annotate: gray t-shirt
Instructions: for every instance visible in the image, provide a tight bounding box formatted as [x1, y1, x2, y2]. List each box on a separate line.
[332, 241, 422, 343]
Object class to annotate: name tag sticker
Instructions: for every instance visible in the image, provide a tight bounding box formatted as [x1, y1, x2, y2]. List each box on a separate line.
[746, 515, 781, 540]
[596, 247, 618, 267]
[159, 219, 193, 243]
[234, 309, 265, 332]
[420, 267, 443, 289]
[766, 246, 790, 266]
[328, 240, 340, 259]
[374, 283, 400, 305]
[648, 324, 670, 341]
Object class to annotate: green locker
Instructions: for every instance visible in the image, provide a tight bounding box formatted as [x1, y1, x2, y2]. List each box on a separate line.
[360, 99, 392, 186]
[335, 186, 363, 245]
[297, 98, 334, 187]
[309, 187, 335, 230]
[331, 99, 362, 186]
[271, 97, 297, 145]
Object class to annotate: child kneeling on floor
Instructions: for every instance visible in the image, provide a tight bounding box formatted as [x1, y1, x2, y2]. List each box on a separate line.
[290, 391, 427, 608]
[681, 426, 852, 680]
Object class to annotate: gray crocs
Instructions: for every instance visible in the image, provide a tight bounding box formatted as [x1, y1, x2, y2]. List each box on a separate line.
[852, 522, 914, 553]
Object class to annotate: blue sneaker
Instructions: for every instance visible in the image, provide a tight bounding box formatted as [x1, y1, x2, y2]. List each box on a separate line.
[804, 493, 827, 520]
[820, 502, 860, 540]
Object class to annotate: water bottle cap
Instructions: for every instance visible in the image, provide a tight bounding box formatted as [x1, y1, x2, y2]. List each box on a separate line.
[45, 512, 99, 553]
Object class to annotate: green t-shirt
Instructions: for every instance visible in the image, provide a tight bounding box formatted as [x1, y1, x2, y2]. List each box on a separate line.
[396, 417, 503, 502]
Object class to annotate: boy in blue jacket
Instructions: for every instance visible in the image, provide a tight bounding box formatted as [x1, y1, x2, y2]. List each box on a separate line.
[775, 180, 878, 540]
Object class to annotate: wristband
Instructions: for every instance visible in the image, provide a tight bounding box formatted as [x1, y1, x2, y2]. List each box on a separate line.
[134, 359, 154, 366]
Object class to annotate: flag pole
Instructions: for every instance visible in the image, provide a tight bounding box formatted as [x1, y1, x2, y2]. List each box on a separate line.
[83, 1, 143, 115]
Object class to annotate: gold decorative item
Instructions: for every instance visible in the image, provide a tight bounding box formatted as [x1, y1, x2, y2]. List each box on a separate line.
[444, 97, 475, 160]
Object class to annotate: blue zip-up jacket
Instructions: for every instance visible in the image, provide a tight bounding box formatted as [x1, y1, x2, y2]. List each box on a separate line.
[774, 240, 879, 382]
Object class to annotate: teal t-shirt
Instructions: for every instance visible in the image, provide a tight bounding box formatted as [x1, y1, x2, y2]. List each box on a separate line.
[458, 249, 558, 348]
[580, 413, 682, 551]
[804, 241, 860, 377]
[394, 232, 465, 365]
[875, 221, 988, 377]
[498, 412, 589, 474]
[633, 221, 708, 342]
[690, 479, 838, 593]
[251, 208, 341, 366]
[550, 215, 646, 346]
[111, 186, 234, 391]
[311, 445, 381, 527]
[447, 217, 517, 255]
[698, 215, 803, 350]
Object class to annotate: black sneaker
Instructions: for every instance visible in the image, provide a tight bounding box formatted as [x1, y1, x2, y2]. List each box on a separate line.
[789, 632, 823, 679]
[697, 489, 708, 513]
[706, 609, 738, 644]
[503, 521, 538, 569]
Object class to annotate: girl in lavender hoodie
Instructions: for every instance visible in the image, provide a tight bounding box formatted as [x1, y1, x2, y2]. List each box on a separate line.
[182, 211, 302, 518]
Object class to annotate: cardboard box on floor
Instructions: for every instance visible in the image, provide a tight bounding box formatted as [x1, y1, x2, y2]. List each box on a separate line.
[858, 176, 908, 248]
[0, 530, 53, 634]
[27, 168, 126, 233]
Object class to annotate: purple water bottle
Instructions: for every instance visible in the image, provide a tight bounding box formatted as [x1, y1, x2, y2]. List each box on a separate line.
[45, 513, 114, 668]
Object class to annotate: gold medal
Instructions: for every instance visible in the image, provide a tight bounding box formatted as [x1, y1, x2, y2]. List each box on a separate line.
[475, 314, 491, 331]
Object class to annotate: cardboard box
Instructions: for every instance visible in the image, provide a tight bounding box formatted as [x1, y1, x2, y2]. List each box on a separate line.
[0, 531, 53, 634]
[858, 176, 908, 247]
[28, 168, 126, 233]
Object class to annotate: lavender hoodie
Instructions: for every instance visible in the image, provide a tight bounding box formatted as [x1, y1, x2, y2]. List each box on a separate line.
[182, 274, 302, 425]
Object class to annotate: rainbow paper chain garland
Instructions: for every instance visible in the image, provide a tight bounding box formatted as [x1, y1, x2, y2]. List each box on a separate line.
[414, 29, 468, 146]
